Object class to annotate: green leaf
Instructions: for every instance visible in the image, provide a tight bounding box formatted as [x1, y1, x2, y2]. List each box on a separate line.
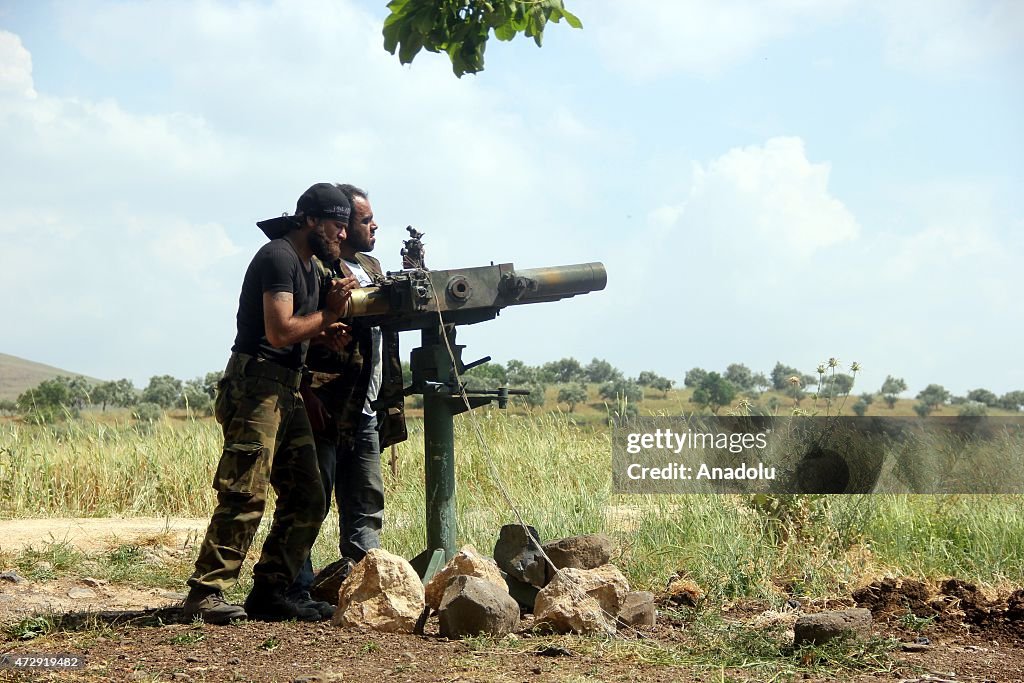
[561, 8, 582, 28]
[398, 31, 425, 65]
[494, 22, 515, 41]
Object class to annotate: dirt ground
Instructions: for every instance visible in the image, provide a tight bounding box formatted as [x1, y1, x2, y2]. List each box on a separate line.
[2, 518, 1024, 682]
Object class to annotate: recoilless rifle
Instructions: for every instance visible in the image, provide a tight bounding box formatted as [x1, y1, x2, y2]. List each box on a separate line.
[344, 227, 607, 577]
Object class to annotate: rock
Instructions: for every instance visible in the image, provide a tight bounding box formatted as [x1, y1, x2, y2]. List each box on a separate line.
[534, 565, 629, 634]
[901, 642, 931, 652]
[82, 577, 107, 587]
[542, 534, 613, 576]
[493, 524, 546, 588]
[332, 548, 424, 633]
[67, 587, 97, 599]
[503, 572, 540, 613]
[617, 591, 656, 628]
[793, 608, 872, 646]
[424, 545, 508, 611]
[37, 561, 52, 572]
[227, 658, 241, 666]
[437, 575, 520, 639]
[0, 571, 26, 584]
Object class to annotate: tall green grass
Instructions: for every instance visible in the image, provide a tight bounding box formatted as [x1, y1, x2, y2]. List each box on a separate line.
[3, 412, 1024, 597]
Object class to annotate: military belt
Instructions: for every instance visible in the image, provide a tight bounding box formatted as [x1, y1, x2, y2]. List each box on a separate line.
[225, 352, 303, 390]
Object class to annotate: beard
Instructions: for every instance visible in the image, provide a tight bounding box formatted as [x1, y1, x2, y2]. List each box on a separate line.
[348, 231, 374, 253]
[309, 229, 340, 261]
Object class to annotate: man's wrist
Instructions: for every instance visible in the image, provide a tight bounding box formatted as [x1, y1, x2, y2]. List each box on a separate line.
[322, 308, 341, 326]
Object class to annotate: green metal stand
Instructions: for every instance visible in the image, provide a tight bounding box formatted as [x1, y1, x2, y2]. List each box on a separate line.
[406, 323, 524, 581]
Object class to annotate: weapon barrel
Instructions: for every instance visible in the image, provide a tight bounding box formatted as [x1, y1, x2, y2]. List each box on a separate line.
[342, 261, 606, 329]
[506, 262, 607, 305]
[348, 286, 390, 317]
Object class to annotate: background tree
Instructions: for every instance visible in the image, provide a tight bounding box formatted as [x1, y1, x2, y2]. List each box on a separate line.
[584, 358, 621, 384]
[598, 378, 643, 405]
[541, 358, 583, 384]
[556, 383, 588, 413]
[752, 372, 770, 393]
[15, 376, 91, 421]
[513, 381, 547, 410]
[463, 361, 507, 389]
[0, 399, 17, 415]
[821, 373, 855, 397]
[916, 384, 950, 411]
[859, 392, 875, 406]
[690, 372, 736, 414]
[505, 359, 538, 385]
[637, 371, 673, 397]
[724, 363, 754, 391]
[997, 391, 1024, 411]
[684, 367, 708, 388]
[179, 375, 216, 416]
[92, 379, 137, 411]
[852, 399, 869, 417]
[966, 388, 998, 407]
[771, 362, 802, 391]
[141, 375, 183, 410]
[959, 401, 988, 417]
[880, 375, 907, 409]
[383, 0, 582, 77]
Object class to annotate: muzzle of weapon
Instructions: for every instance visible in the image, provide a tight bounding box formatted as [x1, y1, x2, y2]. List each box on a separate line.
[346, 262, 606, 326]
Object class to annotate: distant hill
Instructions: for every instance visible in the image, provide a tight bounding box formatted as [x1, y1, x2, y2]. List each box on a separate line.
[0, 353, 103, 401]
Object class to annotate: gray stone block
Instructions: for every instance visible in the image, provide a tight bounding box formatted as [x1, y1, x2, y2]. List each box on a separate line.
[493, 524, 546, 588]
[794, 608, 872, 646]
[438, 575, 520, 639]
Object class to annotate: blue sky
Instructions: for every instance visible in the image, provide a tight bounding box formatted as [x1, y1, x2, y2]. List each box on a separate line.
[0, 0, 1021, 397]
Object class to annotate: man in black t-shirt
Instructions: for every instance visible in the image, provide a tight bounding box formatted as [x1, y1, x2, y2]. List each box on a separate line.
[184, 183, 358, 624]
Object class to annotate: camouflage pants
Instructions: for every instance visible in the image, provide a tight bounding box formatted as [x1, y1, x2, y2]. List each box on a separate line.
[188, 364, 326, 594]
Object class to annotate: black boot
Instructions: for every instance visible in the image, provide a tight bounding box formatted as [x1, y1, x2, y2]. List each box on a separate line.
[244, 583, 320, 622]
[290, 591, 335, 620]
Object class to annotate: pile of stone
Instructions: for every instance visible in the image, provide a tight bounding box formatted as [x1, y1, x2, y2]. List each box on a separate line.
[325, 525, 656, 638]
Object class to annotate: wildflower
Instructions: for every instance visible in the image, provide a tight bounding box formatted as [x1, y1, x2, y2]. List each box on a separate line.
[828, 357, 840, 368]
[850, 362, 861, 372]
[787, 375, 802, 386]
[817, 364, 826, 375]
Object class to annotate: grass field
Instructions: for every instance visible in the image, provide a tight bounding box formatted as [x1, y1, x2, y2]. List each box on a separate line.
[2, 408, 1023, 602]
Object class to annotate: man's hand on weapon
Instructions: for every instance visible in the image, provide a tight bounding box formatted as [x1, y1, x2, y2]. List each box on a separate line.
[326, 275, 359, 319]
[321, 321, 351, 353]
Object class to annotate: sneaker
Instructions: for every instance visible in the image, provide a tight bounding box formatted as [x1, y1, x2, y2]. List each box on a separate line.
[310, 558, 355, 605]
[182, 587, 247, 625]
[244, 585, 320, 622]
[292, 591, 335, 620]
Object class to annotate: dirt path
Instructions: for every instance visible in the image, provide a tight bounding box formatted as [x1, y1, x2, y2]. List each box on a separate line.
[3, 519, 1024, 681]
[0, 517, 207, 554]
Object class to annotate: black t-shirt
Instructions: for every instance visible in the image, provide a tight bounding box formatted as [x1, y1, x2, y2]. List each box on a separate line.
[231, 238, 320, 370]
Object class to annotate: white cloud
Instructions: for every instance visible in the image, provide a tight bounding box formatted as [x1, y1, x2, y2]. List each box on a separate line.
[589, 0, 1023, 80]
[667, 137, 860, 259]
[0, 2, 604, 382]
[0, 31, 36, 99]
[875, 0, 1024, 76]
[590, 0, 852, 79]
